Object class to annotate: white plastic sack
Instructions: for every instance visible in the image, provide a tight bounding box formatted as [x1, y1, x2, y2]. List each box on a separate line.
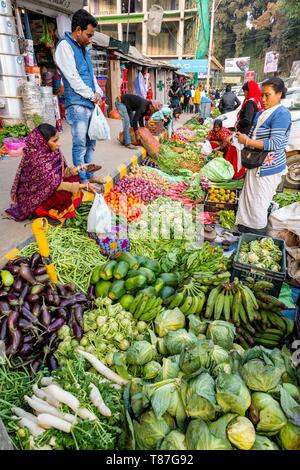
[202, 140, 213, 156]
[267, 202, 300, 237]
[87, 193, 112, 234]
[88, 105, 111, 141]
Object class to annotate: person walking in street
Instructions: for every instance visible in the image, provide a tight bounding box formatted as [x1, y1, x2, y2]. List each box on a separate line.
[226, 80, 263, 179]
[189, 85, 195, 113]
[194, 84, 201, 114]
[219, 85, 241, 114]
[115, 94, 158, 149]
[168, 79, 182, 108]
[55, 9, 105, 185]
[182, 85, 192, 113]
[235, 77, 292, 235]
[5, 124, 95, 223]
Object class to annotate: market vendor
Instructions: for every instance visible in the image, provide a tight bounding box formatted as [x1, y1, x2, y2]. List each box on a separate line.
[5, 124, 96, 223]
[207, 119, 232, 153]
[236, 77, 292, 235]
[151, 106, 182, 139]
[115, 94, 159, 149]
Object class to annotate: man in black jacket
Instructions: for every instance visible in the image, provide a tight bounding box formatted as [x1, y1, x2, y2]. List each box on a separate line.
[115, 94, 155, 149]
[219, 85, 241, 114]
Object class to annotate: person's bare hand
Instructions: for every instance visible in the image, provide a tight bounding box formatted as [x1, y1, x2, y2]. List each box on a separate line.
[93, 92, 102, 105]
[236, 132, 247, 145]
[79, 183, 97, 193]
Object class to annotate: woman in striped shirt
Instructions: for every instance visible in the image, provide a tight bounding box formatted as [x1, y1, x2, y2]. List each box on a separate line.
[235, 77, 292, 234]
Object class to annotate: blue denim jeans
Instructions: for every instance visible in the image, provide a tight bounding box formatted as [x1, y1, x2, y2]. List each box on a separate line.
[66, 104, 96, 182]
[201, 102, 211, 119]
[115, 99, 131, 145]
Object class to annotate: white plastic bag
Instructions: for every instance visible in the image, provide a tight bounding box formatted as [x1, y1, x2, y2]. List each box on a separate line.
[201, 140, 213, 156]
[88, 105, 111, 141]
[87, 193, 112, 234]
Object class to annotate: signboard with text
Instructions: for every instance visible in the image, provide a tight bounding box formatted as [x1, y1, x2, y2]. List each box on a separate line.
[225, 57, 250, 74]
[264, 51, 279, 74]
[245, 70, 256, 81]
[170, 59, 208, 74]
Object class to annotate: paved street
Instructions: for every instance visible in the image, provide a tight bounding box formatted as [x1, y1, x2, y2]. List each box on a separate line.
[0, 113, 192, 262]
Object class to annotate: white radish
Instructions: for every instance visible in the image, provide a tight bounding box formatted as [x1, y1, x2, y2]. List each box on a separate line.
[37, 413, 72, 433]
[77, 408, 97, 421]
[40, 377, 54, 386]
[89, 384, 111, 417]
[33, 384, 60, 408]
[12, 407, 38, 423]
[77, 349, 128, 386]
[24, 396, 77, 425]
[18, 417, 45, 437]
[43, 384, 80, 412]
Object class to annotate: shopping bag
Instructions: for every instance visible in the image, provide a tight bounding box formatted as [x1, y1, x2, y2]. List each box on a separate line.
[201, 140, 213, 156]
[88, 105, 111, 141]
[87, 193, 112, 234]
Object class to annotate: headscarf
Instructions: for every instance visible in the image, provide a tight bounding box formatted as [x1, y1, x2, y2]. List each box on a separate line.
[240, 80, 263, 114]
[151, 100, 163, 112]
[6, 128, 64, 221]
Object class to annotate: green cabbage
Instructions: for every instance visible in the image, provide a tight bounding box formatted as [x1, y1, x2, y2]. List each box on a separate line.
[181, 372, 217, 421]
[133, 410, 175, 450]
[249, 392, 287, 436]
[251, 434, 279, 450]
[240, 348, 284, 392]
[160, 430, 187, 450]
[155, 308, 185, 337]
[208, 413, 238, 441]
[188, 315, 209, 335]
[126, 341, 156, 365]
[186, 419, 232, 450]
[226, 416, 256, 450]
[280, 386, 300, 426]
[216, 372, 251, 415]
[200, 158, 234, 182]
[130, 378, 147, 418]
[164, 329, 197, 355]
[162, 355, 180, 380]
[206, 321, 236, 351]
[179, 340, 214, 374]
[279, 422, 300, 450]
[143, 361, 162, 380]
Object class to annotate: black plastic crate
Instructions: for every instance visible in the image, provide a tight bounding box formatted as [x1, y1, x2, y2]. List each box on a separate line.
[204, 189, 239, 213]
[231, 233, 286, 298]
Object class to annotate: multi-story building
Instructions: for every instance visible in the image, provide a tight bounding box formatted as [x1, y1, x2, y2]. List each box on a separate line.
[88, 0, 199, 61]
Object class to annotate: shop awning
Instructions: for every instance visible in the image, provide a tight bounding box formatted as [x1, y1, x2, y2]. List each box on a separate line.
[16, 0, 86, 17]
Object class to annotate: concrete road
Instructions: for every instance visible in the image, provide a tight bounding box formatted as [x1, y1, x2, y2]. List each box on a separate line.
[0, 113, 193, 261]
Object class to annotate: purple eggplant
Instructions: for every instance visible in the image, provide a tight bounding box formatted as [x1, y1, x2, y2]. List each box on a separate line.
[26, 294, 40, 304]
[5, 265, 20, 275]
[56, 284, 67, 297]
[12, 257, 29, 266]
[30, 284, 45, 296]
[19, 342, 34, 357]
[19, 264, 36, 285]
[0, 301, 11, 314]
[32, 303, 41, 318]
[74, 293, 87, 303]
[35, 274, 50, 283]
[23, 334, 34, 344]
[7, 293, 19, 307]
[57, 308, 68, 320]
[40, 305, 51, 327]
[31, 360, 42, 373]
[30, 253, 42, 270]
[19, 318, 35, 331]
[19, 285, 30, 304]
[47, 317, 65, 333]
[87, 285, 95, 299]
[71, 315, 83, 340]
[21, 306, 38, 324]
[0, 318, 8, 340]
[13, 277, 23, 293]
[0, 290, 8, 300]
[64, 282, 76, 293]
[47, 354, 59, 371]
[60, 296, 77, 308]
[34, 266, 47, 276]
[7, 310, 19, 334]
[52, 294, 61, 307]
[6, 329, 22, 355]
[71, 304, 83, 328]
[44, 293, 55, 305]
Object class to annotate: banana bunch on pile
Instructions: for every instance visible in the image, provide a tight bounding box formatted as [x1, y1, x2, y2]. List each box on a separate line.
[165, 272, 231, 316]
[203, 278, 293, 349]
[129, 293, 163, 322]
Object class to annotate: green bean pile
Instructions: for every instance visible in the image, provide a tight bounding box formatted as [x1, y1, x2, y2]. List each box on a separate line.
[20, 227, 106, 292]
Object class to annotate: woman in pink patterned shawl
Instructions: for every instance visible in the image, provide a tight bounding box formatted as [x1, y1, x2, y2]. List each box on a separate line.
[6, 124, 94, 221]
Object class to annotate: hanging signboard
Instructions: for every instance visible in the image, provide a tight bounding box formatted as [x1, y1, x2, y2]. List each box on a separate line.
[16, 0, 85, 16]
[224, 57, 250, 74]
[264, 51, 279, 74]
[222, 76, 242, 84]
[170, 59, 208, 74]
[245, 70, 256, 81]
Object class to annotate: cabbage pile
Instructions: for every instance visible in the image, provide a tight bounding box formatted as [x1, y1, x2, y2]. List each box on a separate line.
[238, 237, 282, 272]
[122, 314, 300, 451]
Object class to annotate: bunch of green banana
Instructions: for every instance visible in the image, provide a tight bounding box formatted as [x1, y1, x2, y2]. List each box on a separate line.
[164, 277, 207, 315]
[193, 271, 231, 287]
[129, 293, 162, 322]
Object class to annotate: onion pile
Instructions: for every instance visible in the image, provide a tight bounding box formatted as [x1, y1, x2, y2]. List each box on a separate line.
[114, 176, 163, 204]
[130, 166, 174, 192]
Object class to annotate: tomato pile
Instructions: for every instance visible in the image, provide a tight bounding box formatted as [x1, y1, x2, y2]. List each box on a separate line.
[105, 190, 142, 222]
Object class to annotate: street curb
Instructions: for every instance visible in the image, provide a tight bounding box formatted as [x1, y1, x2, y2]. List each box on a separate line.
[0, 146, 148, 266]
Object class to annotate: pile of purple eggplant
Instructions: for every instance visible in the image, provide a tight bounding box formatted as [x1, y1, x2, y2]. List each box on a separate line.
[0, 252, 88, 372]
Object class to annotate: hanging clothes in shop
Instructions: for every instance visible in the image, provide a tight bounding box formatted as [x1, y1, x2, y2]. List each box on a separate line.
[134, 72, 147, 99]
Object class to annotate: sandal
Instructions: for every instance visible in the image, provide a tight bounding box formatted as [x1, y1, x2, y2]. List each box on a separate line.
[125, 144, 138, 149]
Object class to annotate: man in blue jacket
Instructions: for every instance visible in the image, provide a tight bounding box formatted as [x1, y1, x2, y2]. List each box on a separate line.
[55, 9, 104, 184]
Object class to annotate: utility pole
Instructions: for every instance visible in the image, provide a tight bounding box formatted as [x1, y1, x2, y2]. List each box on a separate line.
[206, 0, 216, 92]
[126, 0, 132, 42]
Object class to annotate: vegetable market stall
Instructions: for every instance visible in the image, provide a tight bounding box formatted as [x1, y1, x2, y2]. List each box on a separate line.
[0, 118, 300, 451]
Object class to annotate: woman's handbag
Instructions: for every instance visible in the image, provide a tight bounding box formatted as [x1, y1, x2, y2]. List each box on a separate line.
[241, 147, 270, 169]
